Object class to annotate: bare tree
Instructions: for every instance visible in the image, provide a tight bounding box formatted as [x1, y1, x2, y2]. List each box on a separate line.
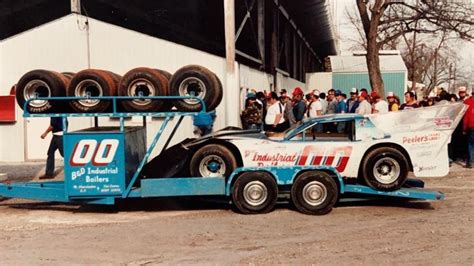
[355, 0, 474, 97]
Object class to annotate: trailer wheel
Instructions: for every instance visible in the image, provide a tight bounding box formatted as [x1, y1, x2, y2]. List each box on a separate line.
[361, 147, 408, 191]
[118, 67, 169, 112]
[232, 172, 278, 214]
[16, 70, 70, 113]
[169, 65, 222, 111]
[291, 171, 338, 215]
[189, 144, 237, 178]
[67, 69, 120, 113]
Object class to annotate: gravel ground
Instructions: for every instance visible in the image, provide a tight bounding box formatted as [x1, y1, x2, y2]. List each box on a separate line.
[0, 161, 472, 264]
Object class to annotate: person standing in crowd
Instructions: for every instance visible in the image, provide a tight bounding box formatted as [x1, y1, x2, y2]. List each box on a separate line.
[356, 91, 372, 115]
[264, 92, 287, 132]
[241, 92, 262, 130]
[371, 91, 389, 114]
[400, 91, 419, 110]
[463, 91, 474, 168]
[334, 90, 348, 133]
[256, 91, 266, 116]
[347, 88, 359, 113]
[335, 90, 347, 114]
[292, 87, 306, 123]
[280, 90, 296, 127]
[307, 93, 322, 118]
[326, 89, 337, 114]
[458, 86, 468, 101]
[319, 92, 328, 115]
[387, 92, 399, 111]
[40, 117, 67, 179]
[435, 90, 451, 105]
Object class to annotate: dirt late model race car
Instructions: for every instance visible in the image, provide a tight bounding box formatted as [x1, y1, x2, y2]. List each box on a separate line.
[142, 103, 466, 191]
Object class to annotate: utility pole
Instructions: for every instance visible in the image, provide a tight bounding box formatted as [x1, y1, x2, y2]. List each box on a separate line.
[71, 0, 81, 14]
[224, 0, 240, 126]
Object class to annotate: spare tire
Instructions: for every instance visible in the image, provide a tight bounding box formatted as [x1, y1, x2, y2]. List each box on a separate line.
[155, 69, 174, 111]
[169, 65, 223, 112]
[118, 67, 169, 112]
[67, 69, 121, 113]
[16, 70, 71, 113]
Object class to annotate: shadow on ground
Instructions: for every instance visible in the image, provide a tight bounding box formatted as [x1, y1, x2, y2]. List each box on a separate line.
[0, 195, 435, 215]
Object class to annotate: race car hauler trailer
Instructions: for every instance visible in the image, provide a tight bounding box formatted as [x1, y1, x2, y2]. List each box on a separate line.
[0, 96, 445, 215]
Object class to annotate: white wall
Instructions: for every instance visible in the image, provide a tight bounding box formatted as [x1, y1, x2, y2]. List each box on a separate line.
[0, 14, 308, 162]
[306, 72, 333, 93]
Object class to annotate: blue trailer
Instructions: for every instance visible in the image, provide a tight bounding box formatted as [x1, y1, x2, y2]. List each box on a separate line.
[0, 96, 444, 215]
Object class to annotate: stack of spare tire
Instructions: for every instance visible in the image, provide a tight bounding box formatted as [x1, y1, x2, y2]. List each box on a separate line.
[15, 65, 223, 113]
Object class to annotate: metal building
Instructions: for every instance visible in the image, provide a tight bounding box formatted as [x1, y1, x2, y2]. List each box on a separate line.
[0, 0, 338, 162]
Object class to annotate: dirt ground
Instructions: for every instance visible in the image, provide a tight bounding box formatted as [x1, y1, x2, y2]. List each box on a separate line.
[0, 161, 473, 265]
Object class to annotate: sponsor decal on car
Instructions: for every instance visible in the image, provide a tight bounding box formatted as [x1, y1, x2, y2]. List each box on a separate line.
[402, 133, 440, 144]
[244, 145, 353, 172]
[434, 116, 453, 129]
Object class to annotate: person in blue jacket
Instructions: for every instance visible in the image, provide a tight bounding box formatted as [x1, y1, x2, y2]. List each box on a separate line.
[334, 90, 348, 133]
[292, 87, 306, 123]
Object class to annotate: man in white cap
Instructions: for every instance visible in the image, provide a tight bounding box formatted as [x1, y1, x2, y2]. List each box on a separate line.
[387, 92, 399, 111]
[458, 86, 468, 102]
[347, 88, 359, 113]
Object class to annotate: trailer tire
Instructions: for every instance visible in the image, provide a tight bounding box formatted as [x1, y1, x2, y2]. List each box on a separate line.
[169, 65, 222, 111]
[189, 144, 237, 178]
[291, 171, 338, 215]
[16, 70, 70, 113]
[67, 69, 120, 113]
[361, 147, 409, 191]
[232, 172, 278, 214]
[118, 67, 169, 112]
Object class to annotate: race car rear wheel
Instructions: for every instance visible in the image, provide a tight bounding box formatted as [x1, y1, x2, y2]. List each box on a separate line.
[189, 144, 237, 178]
[361, 147, 409, 191]
[232, 171, 278, 214]
[291, 171, 338, 215]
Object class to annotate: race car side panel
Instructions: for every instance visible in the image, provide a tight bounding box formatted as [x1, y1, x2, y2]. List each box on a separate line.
[228, 138, 371, 178]
[389, 130, 451, 177]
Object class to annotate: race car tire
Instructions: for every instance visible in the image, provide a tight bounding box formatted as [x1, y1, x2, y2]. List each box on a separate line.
[67, 69, 120, 113]
[61, 72, 76, 79]
[155, 69, 172, 80]
[361, 147, 409, 191]
[189, 144, 237, 178]
[155, 69, 174, 111]
[118, 67, 169, 112]
[169, 65, 222, 112]
[232, 171, 278, 214]
[208, 73, 223, 111]
[291, 171, 338, 215]
[16, 69, 70, 113]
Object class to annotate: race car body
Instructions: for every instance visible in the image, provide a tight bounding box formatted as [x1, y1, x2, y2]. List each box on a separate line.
[142, 103, 466, 191]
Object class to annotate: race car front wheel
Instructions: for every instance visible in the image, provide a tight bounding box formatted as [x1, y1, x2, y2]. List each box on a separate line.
[361, 147, 409, 191]
[291, 171, 338, 215]
[232, 171, 278, 214]
[189, 144, 237, 178]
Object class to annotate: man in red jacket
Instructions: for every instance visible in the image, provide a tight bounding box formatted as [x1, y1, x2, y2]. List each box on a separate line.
[463, 91, 474, 168]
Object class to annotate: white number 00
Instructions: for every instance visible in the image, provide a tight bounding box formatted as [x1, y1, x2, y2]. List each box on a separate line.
[70, 139, 119, 166]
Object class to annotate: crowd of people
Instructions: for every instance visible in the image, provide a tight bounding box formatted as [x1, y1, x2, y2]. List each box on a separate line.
[241, 85, 474, 167]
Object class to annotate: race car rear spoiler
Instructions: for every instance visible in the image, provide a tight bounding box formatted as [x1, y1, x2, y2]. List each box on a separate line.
[368, 103, 467, 134]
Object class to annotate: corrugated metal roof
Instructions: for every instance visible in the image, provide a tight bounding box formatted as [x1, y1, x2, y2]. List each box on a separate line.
[329, 55, 407, 73]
